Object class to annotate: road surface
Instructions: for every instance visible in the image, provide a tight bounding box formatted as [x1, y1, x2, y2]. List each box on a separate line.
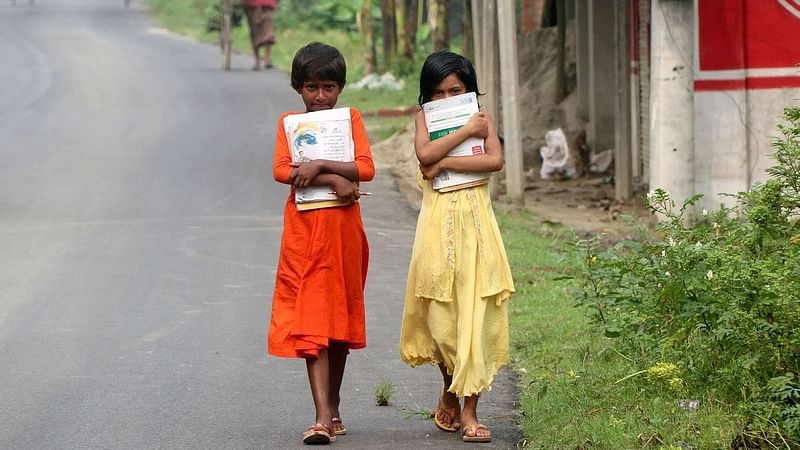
[0, 1, 521, 448]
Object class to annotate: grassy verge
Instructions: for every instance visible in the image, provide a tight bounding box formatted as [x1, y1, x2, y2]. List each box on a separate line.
[497, 209, 740, 449]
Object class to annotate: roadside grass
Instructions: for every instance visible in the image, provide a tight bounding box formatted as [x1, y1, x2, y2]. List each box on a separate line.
[497, 209, 741, 449]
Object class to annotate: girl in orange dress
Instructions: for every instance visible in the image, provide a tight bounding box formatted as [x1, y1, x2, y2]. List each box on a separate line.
[268, 42, 374, 445]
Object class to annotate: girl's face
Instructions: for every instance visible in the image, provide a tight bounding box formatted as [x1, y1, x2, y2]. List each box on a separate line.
[298, 79, 343, 112]
[430, 74, 467, 101]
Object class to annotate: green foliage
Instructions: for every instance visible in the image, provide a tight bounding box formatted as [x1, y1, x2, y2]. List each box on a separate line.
[204, 1, 244, 32]
[374, 379, 395, 406]
[575, 107, 800, 444]
[274, 0, 364, 34]
[500, 210, 741, 449]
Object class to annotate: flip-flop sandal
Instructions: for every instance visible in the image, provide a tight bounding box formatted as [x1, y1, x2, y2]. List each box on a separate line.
[331, 417, 347, 435]
[462, 423, 492, 443]
[433, 387, 461, 432]
[302, 423, 335, 445]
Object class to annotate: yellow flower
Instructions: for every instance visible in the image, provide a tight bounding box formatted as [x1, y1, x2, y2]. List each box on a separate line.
[646, 362, 680, 381]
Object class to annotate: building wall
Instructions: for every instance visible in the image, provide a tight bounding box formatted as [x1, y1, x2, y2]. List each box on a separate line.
[690, 0, 800, 209]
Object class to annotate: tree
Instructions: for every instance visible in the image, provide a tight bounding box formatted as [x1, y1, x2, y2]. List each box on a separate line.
[463, 0, 473, 61]
[401, 0, 419, 60]
[358, 0, 378, 74]
[428, 0, 448, 51]
[381, 0, 398, 71]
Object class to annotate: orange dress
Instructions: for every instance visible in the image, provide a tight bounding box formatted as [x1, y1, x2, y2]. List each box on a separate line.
[268, 108, 375, 359]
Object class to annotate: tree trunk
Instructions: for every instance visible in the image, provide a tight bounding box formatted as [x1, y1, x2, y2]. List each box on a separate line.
[396, 0, 406, 60]
[381, 0, 397, 72]
[358, 0, 377, 74]
[463, 0, 473, 62]
[428, 0, 448, 51]
[401, 0, 419, 60]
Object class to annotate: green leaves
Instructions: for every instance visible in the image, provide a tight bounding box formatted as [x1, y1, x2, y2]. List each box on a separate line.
[575, 107, 800, 443]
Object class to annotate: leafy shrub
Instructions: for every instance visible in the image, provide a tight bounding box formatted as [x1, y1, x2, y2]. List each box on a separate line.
[575, 107, 800, 444]
[205, 1, 244, 33]
[274, 0, 364, 33]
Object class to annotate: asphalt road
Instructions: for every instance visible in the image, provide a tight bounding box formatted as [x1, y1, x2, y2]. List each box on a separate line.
[0, 1, 522, 448]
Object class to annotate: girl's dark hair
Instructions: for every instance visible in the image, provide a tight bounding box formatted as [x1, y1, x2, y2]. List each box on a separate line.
[418, 51, 480, 105]
[290, 42, 347, 90]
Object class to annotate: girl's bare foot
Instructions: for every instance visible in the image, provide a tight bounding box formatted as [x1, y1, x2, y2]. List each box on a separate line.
[434, 387, 461, 432]
[461, 421, 492, 443]
[331, 417, 346, 435]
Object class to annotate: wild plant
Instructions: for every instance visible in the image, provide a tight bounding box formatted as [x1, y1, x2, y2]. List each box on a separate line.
[575, 107, 800, 444]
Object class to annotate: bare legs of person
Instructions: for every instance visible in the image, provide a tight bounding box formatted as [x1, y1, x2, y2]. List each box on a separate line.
[303, 341, 348, 444]
[434, 363, 461, 432]
[436, 363, 491, 442]
[252, 44, 273, 70]
[460, 394, 492, 442]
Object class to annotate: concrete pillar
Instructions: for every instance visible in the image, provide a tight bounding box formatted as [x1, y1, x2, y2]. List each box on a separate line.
[614, 0, 632, 200]
[498, 0, 524, 204]
[588, 0, 616, 152]
[649, 0, 694, 210]
[575, 0, 590, 121]
[565, 0, 576, 20]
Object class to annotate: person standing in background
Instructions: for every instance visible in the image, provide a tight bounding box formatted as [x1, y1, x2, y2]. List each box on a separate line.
[242, 0, 278, 70]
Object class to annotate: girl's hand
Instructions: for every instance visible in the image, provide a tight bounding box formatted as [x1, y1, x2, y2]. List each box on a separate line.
[290, 160, 322, 187]
[465, 112, 490, 139]
[420, 161, 443, 180]
[330, 178, 360, 204]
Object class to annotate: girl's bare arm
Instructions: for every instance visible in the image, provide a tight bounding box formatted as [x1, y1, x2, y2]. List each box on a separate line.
[414, 110, 490, 166]
[289, 160, 359, 187]
[419, 112, 504, 179]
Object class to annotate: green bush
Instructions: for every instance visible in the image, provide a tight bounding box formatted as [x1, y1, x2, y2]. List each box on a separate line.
[575, 107, 800, 445]
[204, 1, 244, 32]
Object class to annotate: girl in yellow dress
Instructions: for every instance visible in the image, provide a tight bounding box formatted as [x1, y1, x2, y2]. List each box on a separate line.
[399, 51, 515, 444]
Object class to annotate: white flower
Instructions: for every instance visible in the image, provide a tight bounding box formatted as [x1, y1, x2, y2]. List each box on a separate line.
[695, 242, 702, 249]
[661, 250, 666, 257]
[713, 222, 720, 229]
[665, 271, 671, 277]
[702, 209, 709, 216]
[706, 270, 714, 280]
[668, 236, 677, 247]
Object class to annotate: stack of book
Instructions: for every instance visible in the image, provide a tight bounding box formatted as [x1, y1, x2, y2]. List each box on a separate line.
[283, 107, 354, 211]
[422, 92, 489, 192]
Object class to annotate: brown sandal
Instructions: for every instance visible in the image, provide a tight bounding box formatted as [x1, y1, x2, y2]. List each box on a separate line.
[462, 423, 492, 443]
[433, 387, 461, 432]
[302, 423, 335, 445]
[331, 417, 347, 435]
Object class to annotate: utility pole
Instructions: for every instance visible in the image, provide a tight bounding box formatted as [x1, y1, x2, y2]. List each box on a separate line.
[649, 0, 694, 213]
[614, 0, 632, 200]
[221, 0, 233, 71]
[497, 0, 524, 204]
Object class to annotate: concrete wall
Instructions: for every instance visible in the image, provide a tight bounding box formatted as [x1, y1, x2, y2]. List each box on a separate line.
[648, 0, 800, 211]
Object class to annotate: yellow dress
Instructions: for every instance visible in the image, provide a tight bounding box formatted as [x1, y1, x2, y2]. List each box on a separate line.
[399, 178, 515, 396]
